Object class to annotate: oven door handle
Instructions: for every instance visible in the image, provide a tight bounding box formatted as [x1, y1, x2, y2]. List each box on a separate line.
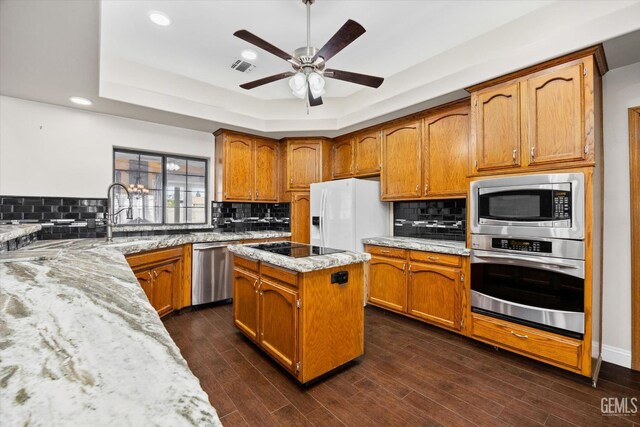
[471, 251, 584, 279]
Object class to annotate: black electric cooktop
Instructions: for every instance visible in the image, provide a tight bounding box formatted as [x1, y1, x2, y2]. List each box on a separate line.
[247, 242, 345, 258]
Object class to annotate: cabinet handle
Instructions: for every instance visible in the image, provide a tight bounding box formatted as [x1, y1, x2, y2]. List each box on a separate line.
[510, 331, 528, 339]
[147, 271, 153, 283]
[259, 291, 264, 296]
[424, 184, 429, 194]
[428, 256, 439, 261]
[512, 149, 517, 163]
[403, 263, 406, 273]
[290, 178, 293, 184]
[415, 184, 419, 193]
[530, 147, 535, 161]
[380, 249, 390, 254]
[255, 190, 259, 198]
[408, 264, 412, 272]
[153, 270, 159, 278]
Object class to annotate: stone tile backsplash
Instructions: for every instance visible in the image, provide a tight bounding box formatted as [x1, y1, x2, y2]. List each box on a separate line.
[393, 199, 466, 242]
[211, 202, 290, 232]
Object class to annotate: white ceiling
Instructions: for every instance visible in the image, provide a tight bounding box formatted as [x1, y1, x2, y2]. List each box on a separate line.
[101, 0, 552, 100]
[2, 0, 640, 137]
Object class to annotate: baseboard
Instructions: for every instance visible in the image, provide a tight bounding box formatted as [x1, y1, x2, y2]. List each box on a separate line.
[601, 344, 632, 368]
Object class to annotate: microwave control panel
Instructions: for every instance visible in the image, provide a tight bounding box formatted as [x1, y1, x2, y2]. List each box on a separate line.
[553, 190, 571, 220]
[492, 238, 552, 253]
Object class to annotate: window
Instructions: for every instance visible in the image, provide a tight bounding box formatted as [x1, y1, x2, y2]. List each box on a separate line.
[113, 149, 207, 225]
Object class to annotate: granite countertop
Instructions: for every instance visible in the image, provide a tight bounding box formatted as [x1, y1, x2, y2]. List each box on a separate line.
[362, 236, 470, 256]
[228, 243, 371, 273]
[0, 228, 290, 426]
[0, 223, 42, 243]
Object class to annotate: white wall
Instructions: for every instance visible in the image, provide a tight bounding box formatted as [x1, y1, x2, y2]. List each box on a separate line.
[0, 96, 213, 198]
[601, 61, 640, 368]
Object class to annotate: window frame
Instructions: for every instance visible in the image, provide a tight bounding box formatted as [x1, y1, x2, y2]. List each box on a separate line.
[112, 148, 209, 225]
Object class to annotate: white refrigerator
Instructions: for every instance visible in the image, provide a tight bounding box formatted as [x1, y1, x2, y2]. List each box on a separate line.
[310, 179, 390, 252]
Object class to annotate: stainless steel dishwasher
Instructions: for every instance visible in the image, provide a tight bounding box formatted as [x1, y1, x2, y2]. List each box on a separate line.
[192, 241, 240, 305]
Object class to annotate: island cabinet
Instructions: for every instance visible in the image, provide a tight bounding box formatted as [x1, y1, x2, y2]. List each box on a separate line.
[232, 257, 364, 383]
[365, 245, 465, 332]
[283, 138, 332, 192]
[214, 130, 279, 202]
[468, 47, 605, 176]
[126, 245, 191, 317]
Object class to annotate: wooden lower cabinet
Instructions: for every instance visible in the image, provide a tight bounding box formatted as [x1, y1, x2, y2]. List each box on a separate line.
[232, 256, 364, 383]
[369, 256, 406, 312]
[233, 267, 259, 340]
[365, 245, 464, 333]
[258, 277, 298, 373]
[407, 263, 462, 330]
[126, 246, 189, 318]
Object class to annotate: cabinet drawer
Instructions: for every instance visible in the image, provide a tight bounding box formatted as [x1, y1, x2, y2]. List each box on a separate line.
[409, 250, 461, 267]
[126, 246, 183, 270]
[471, 313, 582, 370]
[234, 256, 259, 273]
[262, 264, 299, 288]
[366, 245, 406, 259]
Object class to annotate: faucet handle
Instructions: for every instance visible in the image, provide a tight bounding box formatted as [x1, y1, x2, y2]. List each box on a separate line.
[126, 208, 133, 220]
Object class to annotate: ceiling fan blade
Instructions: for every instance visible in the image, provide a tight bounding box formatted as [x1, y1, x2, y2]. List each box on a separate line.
[308, 85, 323, 107]
[240, 72, 294, 90]
[324, 69, 384, 88]
[312, 19, 365, 63]
[234, 30, 296, 63]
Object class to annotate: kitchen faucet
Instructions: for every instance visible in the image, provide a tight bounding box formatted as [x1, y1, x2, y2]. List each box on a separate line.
[106, 183, 133, 242]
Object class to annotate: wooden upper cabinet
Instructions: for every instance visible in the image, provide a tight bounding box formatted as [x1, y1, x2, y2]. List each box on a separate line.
[368, 255, 407, 312]
[287, 139, 330, 191]
[259, 278, 299, 373]
[254, 139, 278, 201]
[223, 134, 254, 200]
[407, 263, 461, 330]
[332, 137, 354, 179]
[474, 82, 521, 172]
[215, 130, 280, 202]
[354, 130, 381, 176]
[525, 63, 585, 166]
[423, 105, 469, 197]
[290, 192, 310, 244]
[233, 266, 259, 341]
[381, 120, 423, 200]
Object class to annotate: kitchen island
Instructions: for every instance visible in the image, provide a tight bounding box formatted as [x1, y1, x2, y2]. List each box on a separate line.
[228, 242, 370, 383]
[0, 227, 289, 426]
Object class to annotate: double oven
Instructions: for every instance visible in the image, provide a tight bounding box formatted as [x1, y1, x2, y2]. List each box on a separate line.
[470, 173, 586, 338]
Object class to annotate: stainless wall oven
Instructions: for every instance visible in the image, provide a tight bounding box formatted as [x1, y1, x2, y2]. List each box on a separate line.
[470, 172, 586, 338]
[470, 173, 584, 240]
[470, 234, 585, 338]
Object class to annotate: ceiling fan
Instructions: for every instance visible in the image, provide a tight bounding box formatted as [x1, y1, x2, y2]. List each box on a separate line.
[234, 0, 384, 107]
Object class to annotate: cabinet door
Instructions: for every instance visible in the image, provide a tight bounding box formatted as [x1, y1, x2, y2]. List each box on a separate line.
[254, 139, 278, 201]
[424, 106, 469, 197]
[152, 261, 178, 317]
[407, 263, 461, 330]
[525, 64, 585, 166]
[290, 192, 310, 244]
[259, 278, 298, 373]
[381, 121, 422, 200]
[475, 82, 521, 172]
[354, 130, 381, 176]
[332, 137, 353, 179]
[368, 256, 407, 312]
[224, 135, 254, 200]
[233, 267, 259, 341]
[135, 269, 154, 303]
[287, 141, 321, 191]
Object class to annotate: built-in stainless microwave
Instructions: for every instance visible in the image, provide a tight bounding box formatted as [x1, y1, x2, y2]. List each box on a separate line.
[470, 173, 585, 240]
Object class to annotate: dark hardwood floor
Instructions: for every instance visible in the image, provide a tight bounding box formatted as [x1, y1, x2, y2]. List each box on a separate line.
[164, 304, 640, 427]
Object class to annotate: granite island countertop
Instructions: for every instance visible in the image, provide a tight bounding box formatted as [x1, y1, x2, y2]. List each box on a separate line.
[228, 243, 371, 273]
[362, 236, 470, 256]
[0, 223, 42, 243]
[0, 228, 289, 426]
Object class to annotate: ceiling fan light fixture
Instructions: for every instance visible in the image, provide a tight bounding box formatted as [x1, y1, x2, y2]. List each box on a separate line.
[291, 85, 307, 99]
[289, 72, 307, 92]
[308, 72, 325, 98]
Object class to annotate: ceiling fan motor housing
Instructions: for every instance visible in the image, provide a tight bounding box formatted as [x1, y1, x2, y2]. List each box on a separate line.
[293, 47, 324, 74]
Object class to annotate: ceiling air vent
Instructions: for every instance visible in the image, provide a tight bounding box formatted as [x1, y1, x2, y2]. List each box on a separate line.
[231, 59, 255, 73]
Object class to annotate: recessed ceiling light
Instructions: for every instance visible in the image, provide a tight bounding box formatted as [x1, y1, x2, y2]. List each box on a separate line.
[149, 11, 171, 27]
[241, 50, 258, 61]
[69, 97, 92, 106]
